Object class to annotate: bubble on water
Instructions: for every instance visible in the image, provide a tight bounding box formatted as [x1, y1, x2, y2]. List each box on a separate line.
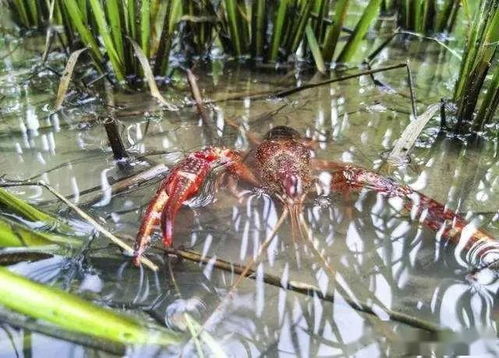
[79, 273, 103, 293]
[165, 297, 206, 331]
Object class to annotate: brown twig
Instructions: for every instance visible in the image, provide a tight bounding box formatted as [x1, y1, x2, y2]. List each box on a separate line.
[186, 68, 215, 142]
[103, 117, 130, 162]
[103, 80, 130, 165]
[208, 63, 407, 103]
[161, 246, 442, 334]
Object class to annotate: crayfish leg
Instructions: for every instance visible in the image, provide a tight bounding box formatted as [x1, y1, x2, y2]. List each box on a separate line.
[316, 161, 499, 266]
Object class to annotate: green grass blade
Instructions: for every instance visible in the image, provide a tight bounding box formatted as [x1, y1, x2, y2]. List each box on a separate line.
[11, 0, 30, 27]
[454, 0, 497, 100]
[0, 217, 80, 248]
[105, 0, 125, 64]
[473, 65, 499, 131]
[305, 23, 326, 73]
[414, 0, 423, 32]
[337, 0, 382, 63]
[404, 0, 410, 29]
[126, 0, 137, 41]
[422, 0, 436, 32]
[153, 0, 181, 75]
[454, 0, 493, 101]
[455, 1, 499, 125]
[62, 0, 103, 62]
[0, 218, 54, 247]
[311, 0, 330, 42]
[251, 0, 266, 58]
[168, 0, 182, 33]
[0, 188, 67, 232]
[322, 0, 349, 64]
[288, 0, 314, 53]
[224, 0, 242, 56]
[437, 0, 458, 32]
[88, 0, 125, 83]
[140, 0, 151, 57]
[270, 0, 291, 62]
[0, 267, 180, 345]
[76, 0, 88, 24]
[26, 0, 39, 27]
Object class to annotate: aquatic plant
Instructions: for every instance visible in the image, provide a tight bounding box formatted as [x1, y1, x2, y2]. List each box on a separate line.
[453, 0, 498, 133]
[0, 267, 180, 345]
[219, 0, 383, 66]
[0, 187, 172, 345]
[0, 187, 80, 247]
[4, 1, 497, 133]
[55, 0, 182, 84]
[4, 0, 52, 29]
[5, 0, 386, 78]
[391, 0, 461, 34]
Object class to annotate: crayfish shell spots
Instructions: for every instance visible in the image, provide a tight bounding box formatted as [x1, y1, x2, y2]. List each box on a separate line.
[255, 137, 313, 202]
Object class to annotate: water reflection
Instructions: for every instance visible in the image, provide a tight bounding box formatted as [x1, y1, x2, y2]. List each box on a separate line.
[1, 36, 498, 356]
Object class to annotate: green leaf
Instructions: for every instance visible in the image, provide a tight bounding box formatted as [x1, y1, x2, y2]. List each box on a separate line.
[337, 0, 382, 63]
[140, 0, 151, 57]
[322, 0, 349, 64]
[305, 23, 326, 73]
[62, 0, 103, 62]
[0, 188, 68, 232]
[0, 267, 180, 345]
[88, 0, 125, 82]
[105, 0, 125, 64]
[224, 0, 242, 56]
[0, 216, 80, 248]
[269, 0, 291, 62]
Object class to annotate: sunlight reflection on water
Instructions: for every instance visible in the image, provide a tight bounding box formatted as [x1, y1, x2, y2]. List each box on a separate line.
[0, 34, 498, 357]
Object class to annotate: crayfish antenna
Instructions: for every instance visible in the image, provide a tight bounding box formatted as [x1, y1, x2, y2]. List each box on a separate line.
[288, 204, 304, 243]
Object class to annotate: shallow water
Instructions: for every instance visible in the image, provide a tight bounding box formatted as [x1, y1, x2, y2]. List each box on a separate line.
[1, 23, 499, 357]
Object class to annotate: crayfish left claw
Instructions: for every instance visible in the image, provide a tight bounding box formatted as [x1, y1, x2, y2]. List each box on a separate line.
[132, 147, 240, 266]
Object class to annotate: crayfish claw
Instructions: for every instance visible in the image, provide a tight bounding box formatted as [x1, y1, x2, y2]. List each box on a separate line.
[133, 147, 237, 265]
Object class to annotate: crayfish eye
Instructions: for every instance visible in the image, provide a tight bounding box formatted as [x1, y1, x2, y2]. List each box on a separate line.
[265, 126, 301, 141]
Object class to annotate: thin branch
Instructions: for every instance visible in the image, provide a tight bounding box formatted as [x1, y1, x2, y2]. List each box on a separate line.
[186, 68, 215, 143]
[251, 63, 407, 99]
[406, 60, 417, 119]
[200, 64, 407, 104]
[160, 246, 443, 334]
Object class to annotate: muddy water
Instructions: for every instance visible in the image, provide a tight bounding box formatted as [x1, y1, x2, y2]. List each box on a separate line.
[1, 29, 498, 357]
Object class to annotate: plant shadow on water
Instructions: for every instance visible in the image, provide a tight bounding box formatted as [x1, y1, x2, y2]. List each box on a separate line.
[1, 32, 499, 356]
